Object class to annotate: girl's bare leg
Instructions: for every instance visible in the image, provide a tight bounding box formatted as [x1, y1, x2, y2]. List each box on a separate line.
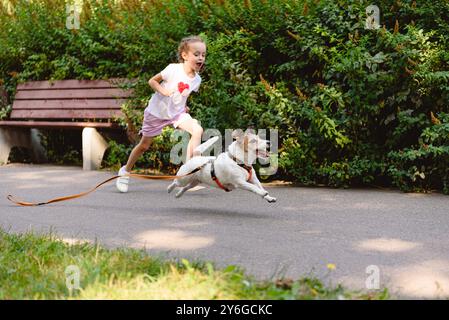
[177, 119, 203, 161]
[125, 136, 153, 172]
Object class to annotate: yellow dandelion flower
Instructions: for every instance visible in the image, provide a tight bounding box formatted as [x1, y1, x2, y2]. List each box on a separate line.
[327, 263, 336, 270]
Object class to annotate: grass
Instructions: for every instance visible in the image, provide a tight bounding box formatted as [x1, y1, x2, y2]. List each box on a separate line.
[0, 229, 390, 300]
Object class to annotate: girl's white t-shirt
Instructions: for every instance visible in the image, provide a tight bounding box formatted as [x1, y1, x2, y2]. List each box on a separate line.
[147, 63, 201, 120]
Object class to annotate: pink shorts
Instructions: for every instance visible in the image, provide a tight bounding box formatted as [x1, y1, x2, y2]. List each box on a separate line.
[139, 109, 193, 137]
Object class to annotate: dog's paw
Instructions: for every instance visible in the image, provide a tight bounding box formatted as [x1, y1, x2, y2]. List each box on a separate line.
[167, 183, 176, 194]
[264, 195, 277, 203]
[175, 190, 184, 198]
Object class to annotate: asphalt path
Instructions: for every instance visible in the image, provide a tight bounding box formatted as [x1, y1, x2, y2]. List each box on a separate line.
[1, 164, 449, 298]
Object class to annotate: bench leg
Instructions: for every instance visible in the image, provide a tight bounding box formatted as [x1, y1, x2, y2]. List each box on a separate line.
[0, 127, 14, 164]
[0, 127, 47, 165]
[82, 127, 108, 171]
[30, 129, 47, 163]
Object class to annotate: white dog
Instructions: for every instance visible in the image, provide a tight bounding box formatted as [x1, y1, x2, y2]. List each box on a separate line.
[167, 130, 277, 203]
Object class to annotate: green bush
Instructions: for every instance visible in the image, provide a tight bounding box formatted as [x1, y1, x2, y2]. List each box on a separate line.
[387, 112, 449, 193]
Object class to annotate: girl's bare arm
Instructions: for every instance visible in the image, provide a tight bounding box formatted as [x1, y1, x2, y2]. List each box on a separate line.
[148, 73, 173, 97]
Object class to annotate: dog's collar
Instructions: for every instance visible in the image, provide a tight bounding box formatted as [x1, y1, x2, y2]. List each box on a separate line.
[210, 160, 231, 192]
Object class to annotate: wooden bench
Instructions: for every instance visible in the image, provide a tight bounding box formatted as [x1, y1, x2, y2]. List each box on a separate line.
[0, 79, 134, 170]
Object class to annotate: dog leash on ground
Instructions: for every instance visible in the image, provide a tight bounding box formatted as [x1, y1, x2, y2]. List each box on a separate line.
[6, 169, 201, 207]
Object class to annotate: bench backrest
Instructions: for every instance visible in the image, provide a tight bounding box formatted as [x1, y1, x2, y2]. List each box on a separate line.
[11, 79, 134, 121]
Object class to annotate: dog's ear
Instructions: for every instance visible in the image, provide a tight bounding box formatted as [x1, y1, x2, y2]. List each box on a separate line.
[232, 129, 245, 142]
[246, 128, 256, 137]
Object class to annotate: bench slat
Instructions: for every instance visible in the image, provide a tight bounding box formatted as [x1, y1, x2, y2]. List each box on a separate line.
[13, 99, 126, 110]
[10, 109, 123, 119]
[15, 88, 133, 100]
[2, 79, 132, 131]
[0, 120, 120, 129]
[17, 79, 134, 90]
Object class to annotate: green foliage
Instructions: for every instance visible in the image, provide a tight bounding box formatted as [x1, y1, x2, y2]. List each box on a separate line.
[0, 104, 11, 120]
[387, 112, 449, 194]
[1, 0, 448, 193]
[0, 82, 10, 119]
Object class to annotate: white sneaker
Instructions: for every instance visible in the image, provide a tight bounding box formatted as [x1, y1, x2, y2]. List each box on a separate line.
[116, 166, 130, 193]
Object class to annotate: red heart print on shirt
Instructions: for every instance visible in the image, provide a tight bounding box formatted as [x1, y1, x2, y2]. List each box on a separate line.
[178, 82, 190, 93]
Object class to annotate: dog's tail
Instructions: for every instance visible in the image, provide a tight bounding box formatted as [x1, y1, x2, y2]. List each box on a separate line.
[194, 136, 220, 155]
